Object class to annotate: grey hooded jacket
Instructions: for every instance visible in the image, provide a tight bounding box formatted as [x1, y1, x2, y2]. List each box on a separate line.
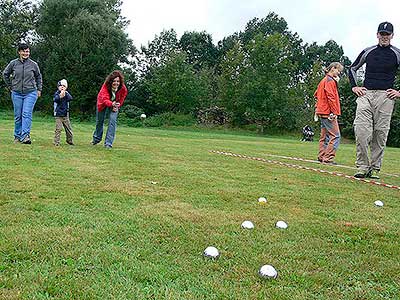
[3, 58, 42, 94]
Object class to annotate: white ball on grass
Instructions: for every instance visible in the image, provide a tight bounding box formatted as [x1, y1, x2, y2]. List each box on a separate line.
[259, 264, 278, 279]
[374, 200, 384, 207]
[241, 220, 254, 229]
[275, 220, 288, 229]
[258, 197, 267, 204]
[203, 246, 219, 259]
[140, 113, 147, 119]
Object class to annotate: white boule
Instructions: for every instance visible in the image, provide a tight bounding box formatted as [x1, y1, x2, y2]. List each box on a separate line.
[241, 220, 254, 229]
[275, 220, 288, 229]
[258, 197, 267, 203]
[140, 113, 147, 119]
[259, 264, 278, 279]
[203, 246, 219, 259]
[374, 200, 384, 207]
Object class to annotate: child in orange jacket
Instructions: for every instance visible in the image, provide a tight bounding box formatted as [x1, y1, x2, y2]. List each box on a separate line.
[314, 62, 344, 164]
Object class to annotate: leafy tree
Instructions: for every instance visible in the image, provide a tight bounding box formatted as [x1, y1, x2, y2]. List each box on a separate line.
[35, 0, 134, 115]
[196, 67, 218, 109]
[138, 29, 179, 73]
[241, 13, 304, 78]
[243, 33, 300, 131]
[179, 31, 218, 71]
[386, 75, 400, 147]
[218, 32, 302, 131]
[337, 77, 356, 139]
[132, 29, 180, 115]
[215, 33, 240, 71]
[217, 41, 248, 124]
[241, 13, 290, 44]
[303, 40, 351, 72]
[387, 105, 400, 147]
[147, 52, 209, 114]
[0, 0, 37, 108]
[295, 61, 324, 128]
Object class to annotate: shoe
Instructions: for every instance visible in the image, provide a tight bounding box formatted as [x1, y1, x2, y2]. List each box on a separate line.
[14, 137, 21, 144]
[104, 145, 112, 149]
[67, 141, 74, 145]
[354, 170, 367, 178]
[91, 140, 99, 145]
[54, 143, 60, 146]
[367, 169, 380, 180]
[21, 135, 31, 144]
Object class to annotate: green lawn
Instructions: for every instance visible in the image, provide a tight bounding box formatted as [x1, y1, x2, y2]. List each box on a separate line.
[0, 116, 399, 300]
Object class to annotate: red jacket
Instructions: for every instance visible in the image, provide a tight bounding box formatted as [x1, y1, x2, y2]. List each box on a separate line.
[314, 75, 341, 116]
[97, 83, 128, 112]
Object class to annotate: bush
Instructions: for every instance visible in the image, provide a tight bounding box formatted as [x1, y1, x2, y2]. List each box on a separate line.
[197, 106, 230, 126]
[121, 104, 145, 119]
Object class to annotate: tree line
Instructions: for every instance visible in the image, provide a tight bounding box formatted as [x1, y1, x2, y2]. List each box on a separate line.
[1, 0, 399, 146]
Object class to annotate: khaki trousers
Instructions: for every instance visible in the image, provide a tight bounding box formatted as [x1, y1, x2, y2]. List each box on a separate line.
[54, 116, 73, 145]
[353, 90, 395, 172]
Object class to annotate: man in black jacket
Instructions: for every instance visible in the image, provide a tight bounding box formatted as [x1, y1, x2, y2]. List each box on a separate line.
[349, 21, 400, 179]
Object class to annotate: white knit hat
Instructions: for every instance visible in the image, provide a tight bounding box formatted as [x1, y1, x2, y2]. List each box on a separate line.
[57, 79, 68, 88]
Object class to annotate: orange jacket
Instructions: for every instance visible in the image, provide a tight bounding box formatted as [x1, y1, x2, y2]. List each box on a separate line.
[97, 83, 128, 112]
[314, 75, 341, 116]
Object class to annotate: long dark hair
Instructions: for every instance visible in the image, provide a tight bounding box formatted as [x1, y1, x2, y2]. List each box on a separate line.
[104, 70, 124, 95]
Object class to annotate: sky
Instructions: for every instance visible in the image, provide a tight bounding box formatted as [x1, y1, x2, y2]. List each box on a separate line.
[120, 0, 400, 61]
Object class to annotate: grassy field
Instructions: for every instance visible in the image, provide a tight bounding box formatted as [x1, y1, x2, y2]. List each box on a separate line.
[0, 115, 399, 300]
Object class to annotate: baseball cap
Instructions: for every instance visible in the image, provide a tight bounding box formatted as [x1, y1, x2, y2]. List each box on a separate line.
[377, 22, 393, 34]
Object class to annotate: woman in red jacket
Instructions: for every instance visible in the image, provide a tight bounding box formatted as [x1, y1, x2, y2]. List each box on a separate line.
[314, 62, 344, 164]
[92, 70, 128, 149]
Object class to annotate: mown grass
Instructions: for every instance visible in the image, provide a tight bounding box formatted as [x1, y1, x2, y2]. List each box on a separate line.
[0, 115, 399, 300]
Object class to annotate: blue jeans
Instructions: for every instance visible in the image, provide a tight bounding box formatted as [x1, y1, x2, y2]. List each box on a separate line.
[92, 107, 118, 147]
[12, 90, 38, 140]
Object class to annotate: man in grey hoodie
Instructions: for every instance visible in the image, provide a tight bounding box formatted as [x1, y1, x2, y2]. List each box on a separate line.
[3, 43, 42, 144]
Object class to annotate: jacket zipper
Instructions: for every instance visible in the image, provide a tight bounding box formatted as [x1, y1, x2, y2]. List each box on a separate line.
[22, 60, 25, 94]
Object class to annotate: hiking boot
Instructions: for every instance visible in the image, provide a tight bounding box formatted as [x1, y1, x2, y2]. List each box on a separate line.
[354, 170, 367, 178]
[368, 169, 380, 180]
[21, 135, 31, 144]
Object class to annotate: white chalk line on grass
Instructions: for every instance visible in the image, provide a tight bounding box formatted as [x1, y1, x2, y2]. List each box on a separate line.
[263, 153, 400, 178]
[210, 150, 400, 191]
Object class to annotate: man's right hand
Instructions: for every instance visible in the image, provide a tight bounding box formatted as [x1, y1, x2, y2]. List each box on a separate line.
[352, 86, 367, 97]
